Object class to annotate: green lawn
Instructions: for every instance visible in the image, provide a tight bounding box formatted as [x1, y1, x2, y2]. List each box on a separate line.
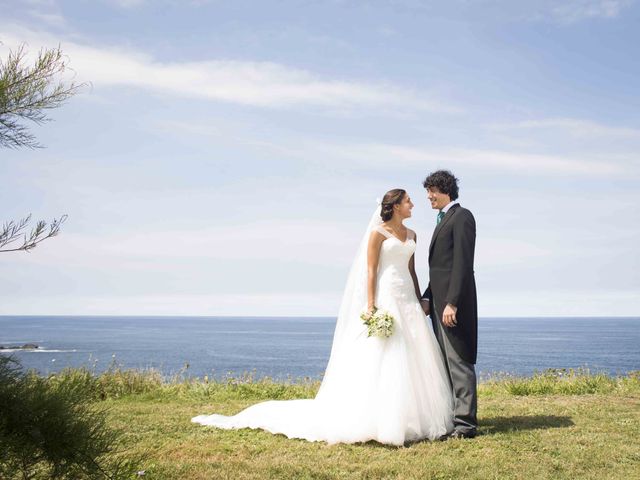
[93, 369, 639, 479]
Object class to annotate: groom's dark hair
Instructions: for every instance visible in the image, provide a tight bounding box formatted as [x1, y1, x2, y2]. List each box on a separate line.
[422, 170, 459, 200]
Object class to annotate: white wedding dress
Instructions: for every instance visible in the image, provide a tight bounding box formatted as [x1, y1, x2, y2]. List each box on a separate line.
[191, 207, 454, 446]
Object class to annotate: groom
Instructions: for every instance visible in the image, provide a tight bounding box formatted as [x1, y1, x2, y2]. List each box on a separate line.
[420, 170, 478, 439]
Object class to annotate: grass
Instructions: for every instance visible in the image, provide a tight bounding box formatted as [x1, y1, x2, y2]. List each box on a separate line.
[28, 364, 640, 479]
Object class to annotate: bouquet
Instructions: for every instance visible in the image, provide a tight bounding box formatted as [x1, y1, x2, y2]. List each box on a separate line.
[360, 306, 395, 338]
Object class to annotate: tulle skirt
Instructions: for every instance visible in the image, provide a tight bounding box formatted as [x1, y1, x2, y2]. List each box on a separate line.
[191, 288, 454, 446]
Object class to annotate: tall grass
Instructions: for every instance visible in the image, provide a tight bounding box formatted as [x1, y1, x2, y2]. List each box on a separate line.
[43, 357, 321, 402]
[40, 359, 640, 402]
[479, 367, 640, 397]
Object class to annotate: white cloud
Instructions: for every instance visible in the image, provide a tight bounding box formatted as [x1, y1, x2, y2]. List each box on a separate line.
[19, 0, 57, 6]
[0, 24, 459, 113]
[488, 118, 640, 140]
[479, 0, 637, 24]
[0, 292, 342, 316]
[480, 289, 640, 317]
[547, 0, 634, 23]
[476, 237, 552, 268]
[144, 118, 635, 177]
[105, 0, 146, 8]
[371, 0, 635, 25]
[5, 0, 68, 28]
[0, 220, 361, 271]
[27, 10, 66, 28]
[103, 0, 214, 8]
[317, 142, 629, 176]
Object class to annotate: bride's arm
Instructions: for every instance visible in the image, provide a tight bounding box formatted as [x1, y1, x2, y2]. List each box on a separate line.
[366, 230, 385, 314]
[408, 231, 422, 300]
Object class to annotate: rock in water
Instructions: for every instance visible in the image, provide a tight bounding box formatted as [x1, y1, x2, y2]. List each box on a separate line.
[0, 343, 40, 350]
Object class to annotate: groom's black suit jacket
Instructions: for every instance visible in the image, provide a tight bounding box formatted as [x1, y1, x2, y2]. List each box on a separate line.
[422, 203, 478, 364]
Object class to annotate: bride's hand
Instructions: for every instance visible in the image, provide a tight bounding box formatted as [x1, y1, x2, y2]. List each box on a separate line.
[420, 299, 430, 316]
[366, 305, 377, 317]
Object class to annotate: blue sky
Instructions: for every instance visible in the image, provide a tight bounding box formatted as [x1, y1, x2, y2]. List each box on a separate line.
[1, 0, 638, 317]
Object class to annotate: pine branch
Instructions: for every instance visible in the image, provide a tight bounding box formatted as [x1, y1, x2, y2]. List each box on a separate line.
[0, 214, 68, 253]
[0, 42, 88, 149]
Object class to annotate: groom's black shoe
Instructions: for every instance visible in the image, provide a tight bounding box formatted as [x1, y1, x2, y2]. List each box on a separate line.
[438, 429, 477, 441]
[449, 429, 476, 440]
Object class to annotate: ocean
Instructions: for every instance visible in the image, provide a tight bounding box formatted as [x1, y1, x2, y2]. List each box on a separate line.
[1, 316, 638, 381]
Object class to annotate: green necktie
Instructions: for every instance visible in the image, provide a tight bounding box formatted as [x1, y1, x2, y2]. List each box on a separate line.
[437, 211, 445, 225]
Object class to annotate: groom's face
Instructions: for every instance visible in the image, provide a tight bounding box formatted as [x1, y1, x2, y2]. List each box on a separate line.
[426, 187, 450, 210]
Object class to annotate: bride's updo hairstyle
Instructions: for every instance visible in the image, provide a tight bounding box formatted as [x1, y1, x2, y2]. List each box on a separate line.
[380, 189, 406, 222]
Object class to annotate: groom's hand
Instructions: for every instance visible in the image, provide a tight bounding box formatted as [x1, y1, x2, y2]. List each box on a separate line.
[442, 304, 457, 327]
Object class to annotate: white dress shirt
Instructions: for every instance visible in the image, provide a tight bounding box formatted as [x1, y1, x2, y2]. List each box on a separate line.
[440, 200, 459, 214]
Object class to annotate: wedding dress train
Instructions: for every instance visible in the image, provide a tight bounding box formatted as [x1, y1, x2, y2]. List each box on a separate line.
[191, 214, 454, 446]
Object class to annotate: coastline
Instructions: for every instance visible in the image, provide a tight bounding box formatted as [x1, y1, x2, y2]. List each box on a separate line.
[2, 316, 639, 382]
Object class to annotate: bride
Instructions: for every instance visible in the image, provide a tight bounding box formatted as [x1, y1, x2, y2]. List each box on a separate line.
[191, 189, 454, 446]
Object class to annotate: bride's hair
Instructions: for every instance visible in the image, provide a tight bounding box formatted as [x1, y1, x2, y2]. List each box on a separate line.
[380, 189, 406, 221]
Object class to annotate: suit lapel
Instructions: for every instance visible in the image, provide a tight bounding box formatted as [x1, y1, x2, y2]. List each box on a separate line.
[429, 203, 460, 257]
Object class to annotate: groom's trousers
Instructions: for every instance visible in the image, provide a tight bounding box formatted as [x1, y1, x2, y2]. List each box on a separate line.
[432, 317, 478, 434]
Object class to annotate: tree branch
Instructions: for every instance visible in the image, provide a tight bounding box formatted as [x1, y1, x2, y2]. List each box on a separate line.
[0, 214, 68, 253]
[0, 42, 87, 149]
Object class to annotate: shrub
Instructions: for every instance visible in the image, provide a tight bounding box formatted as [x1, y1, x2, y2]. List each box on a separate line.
[0, 355, 142, 479]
